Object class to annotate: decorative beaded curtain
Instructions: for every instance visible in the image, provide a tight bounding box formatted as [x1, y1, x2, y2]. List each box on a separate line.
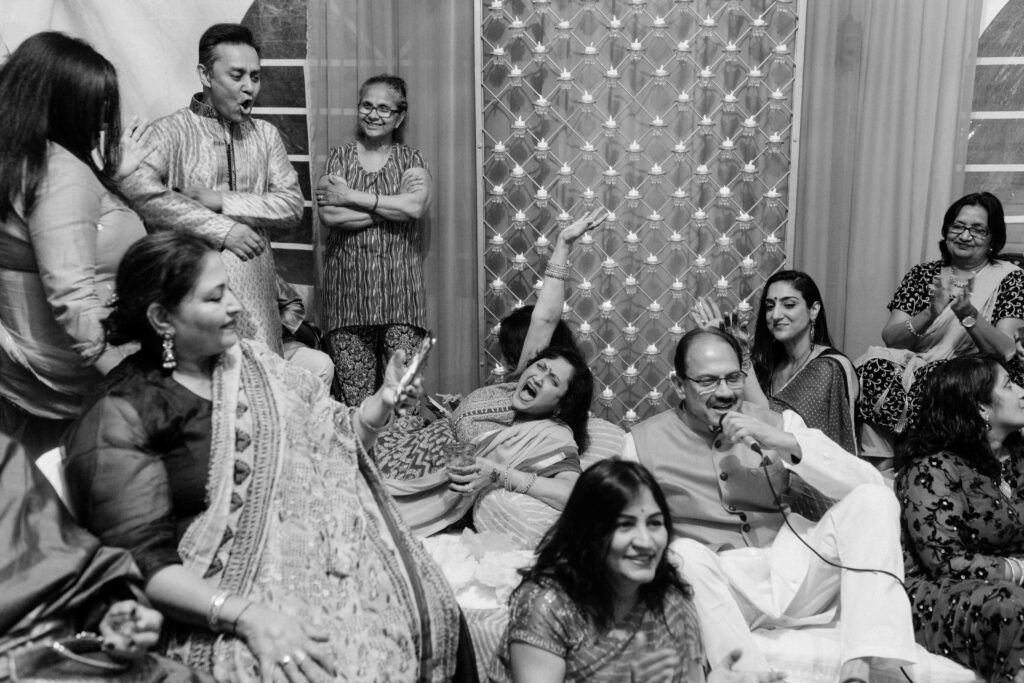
[480, 0, 799, 425]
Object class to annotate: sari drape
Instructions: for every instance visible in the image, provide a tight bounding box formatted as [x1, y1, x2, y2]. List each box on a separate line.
[768, 347, 859, 456]
[167, 342, 460, 683]
[857, 260, 1016, 390]
[385, 418, 578, 538]
[857, 260, 1020, 432]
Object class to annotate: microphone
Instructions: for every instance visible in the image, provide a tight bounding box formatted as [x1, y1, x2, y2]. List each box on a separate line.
[740, 435, 763, 455]
[713, 415, 763, 455]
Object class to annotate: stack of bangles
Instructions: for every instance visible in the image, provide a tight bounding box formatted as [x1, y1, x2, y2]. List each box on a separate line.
[207, 589, 253, 634]
[544, 261, 570, 281]
[356, 399, 394, 433]
[502, 464, 538, 494]
[1007, 557, 1024, 586]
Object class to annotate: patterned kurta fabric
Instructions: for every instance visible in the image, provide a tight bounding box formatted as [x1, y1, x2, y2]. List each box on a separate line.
[123, 95, 304, 354]
[897, 451, 1024, 682]
[322, 142, 427, 331]
[488, 579, 705, 682]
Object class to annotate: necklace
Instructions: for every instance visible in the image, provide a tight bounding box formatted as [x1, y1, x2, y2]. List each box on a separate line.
[951, 262, 988, 288]
[770, 343, 816, 395]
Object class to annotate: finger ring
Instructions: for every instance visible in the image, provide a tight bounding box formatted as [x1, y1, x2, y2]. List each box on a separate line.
[279, 655, 293, 666]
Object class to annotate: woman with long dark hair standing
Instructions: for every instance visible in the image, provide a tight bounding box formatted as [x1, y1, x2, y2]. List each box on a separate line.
[0, 32, 148, 456]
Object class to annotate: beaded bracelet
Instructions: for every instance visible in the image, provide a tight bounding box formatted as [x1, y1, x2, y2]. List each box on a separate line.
[207, 590, 231, 632]
[905, 317, 922, 338]
[518, 472, 538, 495]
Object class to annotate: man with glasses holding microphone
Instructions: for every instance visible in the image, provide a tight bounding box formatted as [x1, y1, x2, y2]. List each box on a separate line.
[622, 328, 917, 683]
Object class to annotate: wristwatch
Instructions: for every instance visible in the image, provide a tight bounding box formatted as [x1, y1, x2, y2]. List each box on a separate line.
[961, 315, 977, 329]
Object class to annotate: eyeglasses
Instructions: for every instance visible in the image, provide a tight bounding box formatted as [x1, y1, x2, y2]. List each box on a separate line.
[358, 101, 402, 120]
[684, 371, 747, 394]
[947, 223, 990, 239]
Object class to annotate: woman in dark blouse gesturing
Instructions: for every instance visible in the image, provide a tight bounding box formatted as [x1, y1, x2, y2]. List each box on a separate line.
[896, 355, 1024, 682]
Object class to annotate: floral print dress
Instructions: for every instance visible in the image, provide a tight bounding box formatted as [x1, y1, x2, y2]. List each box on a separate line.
[896, 450, 1024, 682]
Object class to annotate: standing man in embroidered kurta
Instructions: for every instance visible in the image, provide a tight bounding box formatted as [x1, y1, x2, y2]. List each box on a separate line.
[622, 328, 917, 683]
[122, 24, 303, 355]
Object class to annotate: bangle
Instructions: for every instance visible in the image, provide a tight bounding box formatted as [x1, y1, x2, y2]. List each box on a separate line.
[518, 472, 538, 494]
[544, 262, 570, 280]
[357, 399, 394, 433]
[231, 601, 253, 635]
[504, 464, 514, 492]
[906, 317, 922, 338]
[371, 192, 379, 213]
[207, 590, 231, 632]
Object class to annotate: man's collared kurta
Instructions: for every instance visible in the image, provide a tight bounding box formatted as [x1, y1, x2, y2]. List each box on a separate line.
[123, 95, 303, 354]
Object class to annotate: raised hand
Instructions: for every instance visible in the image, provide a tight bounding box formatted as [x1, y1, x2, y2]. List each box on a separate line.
[928, 273, 954, 319]
[114, 116, 153, 180]
[380, 349, 424, 416]
[950, 276, 978, 322]
[557, 207, 609, 245]
[692, 298, 726, 331]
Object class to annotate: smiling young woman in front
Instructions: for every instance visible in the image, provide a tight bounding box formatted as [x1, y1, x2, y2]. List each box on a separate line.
[491, 460, 785, 683]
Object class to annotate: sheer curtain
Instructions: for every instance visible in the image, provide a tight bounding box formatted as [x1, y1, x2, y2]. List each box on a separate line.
[306, 0, 480, 395]
[794, 0, 980, 358]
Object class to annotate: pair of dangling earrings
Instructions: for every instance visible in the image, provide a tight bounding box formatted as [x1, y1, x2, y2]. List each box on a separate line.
[161, 329, 176, 370]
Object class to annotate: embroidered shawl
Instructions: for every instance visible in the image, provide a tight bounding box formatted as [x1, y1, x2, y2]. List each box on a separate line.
[169, 342, 459, 682]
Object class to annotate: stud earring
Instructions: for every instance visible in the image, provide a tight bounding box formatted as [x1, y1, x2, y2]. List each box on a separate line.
[161, 329, 177, 370]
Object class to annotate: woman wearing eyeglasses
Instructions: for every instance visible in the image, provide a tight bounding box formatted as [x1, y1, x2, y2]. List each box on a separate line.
[316, 74, 433, 405]
[857, 191, 1024, 459]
